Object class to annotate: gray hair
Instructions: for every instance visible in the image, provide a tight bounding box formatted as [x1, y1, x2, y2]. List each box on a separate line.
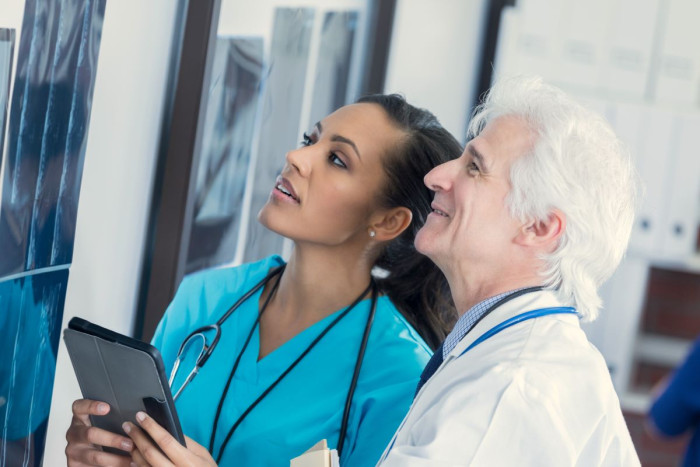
[468, 75, 638, 321]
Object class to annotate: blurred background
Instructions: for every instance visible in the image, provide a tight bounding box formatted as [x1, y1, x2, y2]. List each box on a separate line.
[0, 0, 698, 465]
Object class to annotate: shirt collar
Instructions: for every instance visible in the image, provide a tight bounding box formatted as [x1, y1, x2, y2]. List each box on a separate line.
[443, 288, 528, 359]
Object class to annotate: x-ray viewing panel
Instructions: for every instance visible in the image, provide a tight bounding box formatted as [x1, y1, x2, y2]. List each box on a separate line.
[0, 268, 69, 465]
[186, 37, 264, 274]
[0, 29, 15, 172]
[0, 0, 106, 276]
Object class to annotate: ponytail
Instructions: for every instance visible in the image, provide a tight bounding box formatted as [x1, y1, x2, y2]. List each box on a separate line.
[358, 94, 461, 349]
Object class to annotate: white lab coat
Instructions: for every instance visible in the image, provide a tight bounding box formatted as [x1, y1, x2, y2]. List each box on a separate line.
[377, 291, 640, 467]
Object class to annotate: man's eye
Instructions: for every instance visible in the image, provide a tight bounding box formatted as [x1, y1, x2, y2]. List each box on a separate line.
[468, 162, 480, 174]
[300, 132, 313, 147]
[329, 153, 347, 169]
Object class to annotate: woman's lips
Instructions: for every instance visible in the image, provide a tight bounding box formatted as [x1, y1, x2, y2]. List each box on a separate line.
[273, 176, 300, 203]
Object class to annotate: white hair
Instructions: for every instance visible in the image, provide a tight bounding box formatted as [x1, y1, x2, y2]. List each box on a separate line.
[468, 75, 638, 321]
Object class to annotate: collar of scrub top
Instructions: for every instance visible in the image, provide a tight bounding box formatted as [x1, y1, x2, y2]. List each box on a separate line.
[168, 262, 286, 401]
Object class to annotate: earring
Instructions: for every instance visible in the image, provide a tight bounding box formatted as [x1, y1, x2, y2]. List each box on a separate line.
[369, 230, 376, 238]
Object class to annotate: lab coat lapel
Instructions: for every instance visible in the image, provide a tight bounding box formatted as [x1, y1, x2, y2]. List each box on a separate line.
[411, 290, 563, 402]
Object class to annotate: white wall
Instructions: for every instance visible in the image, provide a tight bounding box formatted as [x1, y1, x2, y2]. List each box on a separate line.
[383, 0, 488, 141]
[44, 1, 179, 462]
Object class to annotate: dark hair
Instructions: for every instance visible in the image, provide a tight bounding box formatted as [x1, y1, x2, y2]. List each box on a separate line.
[357, 94, 461, 350]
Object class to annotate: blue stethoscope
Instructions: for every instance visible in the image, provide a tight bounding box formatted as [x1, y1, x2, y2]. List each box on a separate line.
[459, 306, 577, 356]
[380, 303, 578, 463]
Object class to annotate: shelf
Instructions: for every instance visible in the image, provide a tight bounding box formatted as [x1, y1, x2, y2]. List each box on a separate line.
[623, 251, 700, 274]
[635, 333, 693, 367]
[620, 390, 652, 414]
[649, 254, 700, 274]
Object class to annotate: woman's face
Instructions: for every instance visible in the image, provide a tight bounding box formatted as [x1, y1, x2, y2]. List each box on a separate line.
[258, 103, 405, 247]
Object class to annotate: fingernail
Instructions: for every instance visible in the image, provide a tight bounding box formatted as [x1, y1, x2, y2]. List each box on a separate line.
[122, 422, 131, 434]
[121, 439, 133, 451]
[135, 411, 146, 422]
[97, 402, 109, 414]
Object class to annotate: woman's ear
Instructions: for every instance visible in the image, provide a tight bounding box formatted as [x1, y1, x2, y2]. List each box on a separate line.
[515, 209, 565, 252]
[370, 207, 413, 242]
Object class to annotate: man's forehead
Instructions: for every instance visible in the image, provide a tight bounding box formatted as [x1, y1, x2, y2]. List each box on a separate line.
[470, 116, 534, 164]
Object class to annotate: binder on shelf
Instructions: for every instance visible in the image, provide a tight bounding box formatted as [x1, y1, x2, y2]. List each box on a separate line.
[493, 0, 563, 83]
[653, 0, 700, 106]
[552, 0, 611, 94]
[602, 0, 659, 100]
[658, 110, 700, 258]
[610, 102, 674, 256]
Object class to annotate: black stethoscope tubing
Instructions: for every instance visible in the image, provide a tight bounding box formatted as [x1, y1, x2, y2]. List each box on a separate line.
[173, 265, 284, 370]
[337, 281, 377, 455]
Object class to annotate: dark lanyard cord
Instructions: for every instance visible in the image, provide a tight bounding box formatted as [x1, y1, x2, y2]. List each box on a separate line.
[211, 279, 376, 463]
[336, 282, 377, 456]
[216, 264, 286, 327]
[208, 267, 284, 453]
[468, 286, 544, 331]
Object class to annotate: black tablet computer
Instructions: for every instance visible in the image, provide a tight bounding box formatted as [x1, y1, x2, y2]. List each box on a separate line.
[63, 317, 186, 451]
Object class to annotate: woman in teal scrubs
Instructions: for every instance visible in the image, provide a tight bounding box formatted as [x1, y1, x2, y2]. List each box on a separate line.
[65, 95, 461, 466]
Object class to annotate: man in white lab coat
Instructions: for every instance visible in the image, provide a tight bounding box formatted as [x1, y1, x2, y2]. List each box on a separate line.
[377, 75, 641, 466]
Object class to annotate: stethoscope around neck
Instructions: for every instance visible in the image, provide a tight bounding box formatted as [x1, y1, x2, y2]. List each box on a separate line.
[167, 262, 378, 461]
[166, 268, 270, 401]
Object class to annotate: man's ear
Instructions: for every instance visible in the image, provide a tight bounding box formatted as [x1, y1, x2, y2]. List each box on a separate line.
[370, 207, 413, 242]
[515, 209, 565, 252]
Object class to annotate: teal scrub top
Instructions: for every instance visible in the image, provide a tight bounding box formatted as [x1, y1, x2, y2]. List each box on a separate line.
[152, 255, 432, 466]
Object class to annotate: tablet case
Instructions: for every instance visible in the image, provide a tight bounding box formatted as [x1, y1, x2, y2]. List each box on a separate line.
[63, 317, 186, 448]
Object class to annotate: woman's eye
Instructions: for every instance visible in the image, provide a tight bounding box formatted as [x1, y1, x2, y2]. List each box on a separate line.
[300, 132, 313, 147]
[467, 161, 480, 175]
[329, 153, 347, 169]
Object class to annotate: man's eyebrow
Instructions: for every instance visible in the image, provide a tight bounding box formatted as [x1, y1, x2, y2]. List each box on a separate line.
[468, 145, 486, 170]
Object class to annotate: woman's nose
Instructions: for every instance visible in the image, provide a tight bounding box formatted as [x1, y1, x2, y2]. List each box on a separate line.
[285, 146, 311, 177]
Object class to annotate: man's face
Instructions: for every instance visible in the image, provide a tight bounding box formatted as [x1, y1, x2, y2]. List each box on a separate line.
[415, 115, 535, 278]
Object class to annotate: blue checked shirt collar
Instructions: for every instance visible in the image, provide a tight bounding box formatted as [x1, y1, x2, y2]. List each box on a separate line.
[443, 288, 528, 359]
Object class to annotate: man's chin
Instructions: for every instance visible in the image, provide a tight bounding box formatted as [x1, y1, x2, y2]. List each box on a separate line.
[414, 230, 439, 258]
